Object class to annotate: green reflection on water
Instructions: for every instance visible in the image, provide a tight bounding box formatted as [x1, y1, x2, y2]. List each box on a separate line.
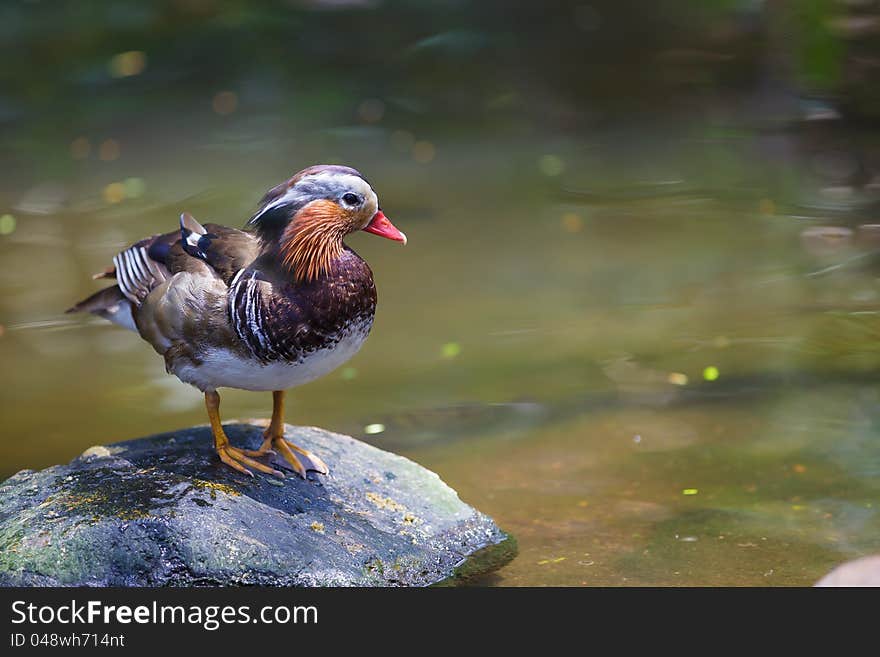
[2, 0, 880, 587]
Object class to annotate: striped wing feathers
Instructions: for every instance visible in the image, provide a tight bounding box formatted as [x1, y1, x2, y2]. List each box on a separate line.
[112, 213, 259, 306]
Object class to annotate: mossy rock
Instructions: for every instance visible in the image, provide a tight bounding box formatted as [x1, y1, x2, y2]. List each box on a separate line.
[0, 423, 511, 586]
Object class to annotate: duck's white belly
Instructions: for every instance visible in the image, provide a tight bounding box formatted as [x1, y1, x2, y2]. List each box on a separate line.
[174, 322, 371, 392]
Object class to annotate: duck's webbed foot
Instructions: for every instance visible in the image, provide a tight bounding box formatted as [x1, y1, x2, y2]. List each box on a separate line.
[243, 390, 329, 479]
[205, 390, 284, 478]
[217, 442, 285, 478]
[246, 431, 329, 479]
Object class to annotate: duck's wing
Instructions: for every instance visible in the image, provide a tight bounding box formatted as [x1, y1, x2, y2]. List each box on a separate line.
[65, 230, 178, 325]
[67, 213, 260, 322]
[178, 212, 261, 285]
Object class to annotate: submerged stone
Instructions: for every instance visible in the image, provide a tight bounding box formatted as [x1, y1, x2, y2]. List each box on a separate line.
[0, 423, 511, 586]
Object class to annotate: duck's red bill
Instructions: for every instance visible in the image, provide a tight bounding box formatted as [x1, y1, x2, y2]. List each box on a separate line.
[363, 211, 407, 245]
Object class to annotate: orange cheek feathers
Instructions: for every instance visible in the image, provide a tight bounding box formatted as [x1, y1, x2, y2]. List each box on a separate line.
[280, 200, 352, 282]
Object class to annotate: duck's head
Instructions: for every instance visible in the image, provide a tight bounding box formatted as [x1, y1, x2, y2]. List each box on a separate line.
[249, 165, 405, 281]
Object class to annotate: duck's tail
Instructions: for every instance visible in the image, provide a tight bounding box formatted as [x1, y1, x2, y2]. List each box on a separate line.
[66, 285, 137, 332]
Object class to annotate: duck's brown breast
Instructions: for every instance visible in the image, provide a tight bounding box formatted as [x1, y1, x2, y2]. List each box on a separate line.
[228, 248, 377, 365]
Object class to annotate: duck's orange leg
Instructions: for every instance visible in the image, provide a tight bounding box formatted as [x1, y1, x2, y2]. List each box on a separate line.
[243, 390, 329, 478]
[205, 390, 284, 478]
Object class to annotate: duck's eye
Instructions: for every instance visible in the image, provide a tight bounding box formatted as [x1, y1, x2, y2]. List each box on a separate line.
[342, 193, 361, 207]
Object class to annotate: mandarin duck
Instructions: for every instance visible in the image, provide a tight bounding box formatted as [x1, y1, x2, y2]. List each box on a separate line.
[68, 165, 406, 478]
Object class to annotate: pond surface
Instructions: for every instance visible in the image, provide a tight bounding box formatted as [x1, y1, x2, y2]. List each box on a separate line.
[2, 1, 880, 586]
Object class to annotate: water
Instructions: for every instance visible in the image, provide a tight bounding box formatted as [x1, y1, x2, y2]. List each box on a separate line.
[2, 1, 880, 586]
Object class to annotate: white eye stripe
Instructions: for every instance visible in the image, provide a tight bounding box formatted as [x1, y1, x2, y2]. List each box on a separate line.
[250, 173, 377, 224]
[249, 195, 295, 224]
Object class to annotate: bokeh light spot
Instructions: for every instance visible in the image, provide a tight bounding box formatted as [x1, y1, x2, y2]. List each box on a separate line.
[539, 154, 564, 176]
[390, 130, 415, 153]
[682, 488, 699, 496]
[357, 98, 385, 123]
[702, 366, 720, 381]
[412, 140, 435, 163]
[442, 342, 461, 359]
[103, 183, 126, 204]
[123, 177, 146, 199]
[0, 214, 16, 235]
[364, 423, 385, 435]
[109, 51, 147, 78]
[99, 139, 120, 161]
[70, 137, 91, 160]
[667, 372, 689, 386]
[561, 212, 583, 232]
[212, 91, 238, 115]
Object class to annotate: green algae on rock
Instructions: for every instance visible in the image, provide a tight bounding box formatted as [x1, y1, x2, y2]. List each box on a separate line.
[0, 423, 510, 586]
